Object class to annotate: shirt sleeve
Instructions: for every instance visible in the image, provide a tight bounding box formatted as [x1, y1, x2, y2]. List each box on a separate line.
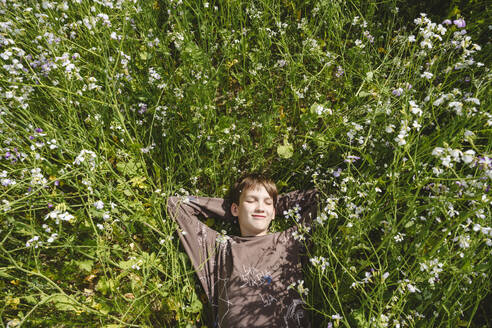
[276, 189, 319, 226]
[167, 195, 231, 303]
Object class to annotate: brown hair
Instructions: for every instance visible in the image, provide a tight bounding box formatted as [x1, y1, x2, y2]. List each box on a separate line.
[229, 173, 278, 207]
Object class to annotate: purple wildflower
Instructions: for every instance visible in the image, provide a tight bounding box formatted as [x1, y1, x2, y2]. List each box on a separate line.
[35, 128, 43, 133]
[442, 19, 452, 25]
[5, 152, 11, 159]
[344, 155, 360, 163]
[453, 18, 466, 28]
[333, 168, 342, 177]
[48, 203, 53, 208]
[392, 88, 403, 97]
[29, 136, 35, 140]
[54, 180, 60, 186]
[138, 103, 148, 114]
[478, 156, 491, 169]
[335, 66, 344, 78]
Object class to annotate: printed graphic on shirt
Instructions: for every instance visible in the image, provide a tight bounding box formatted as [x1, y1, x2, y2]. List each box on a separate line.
[215, 277, 232, 327]
[239, 265, 273, 288]
[259, 293, 278, 306]
[284, 298, 310, 328]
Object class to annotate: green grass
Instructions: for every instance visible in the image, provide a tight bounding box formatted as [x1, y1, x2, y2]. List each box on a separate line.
[0, 0, 490, 327]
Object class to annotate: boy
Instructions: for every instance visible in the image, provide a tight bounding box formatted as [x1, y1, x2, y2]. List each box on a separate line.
[167, 173, 318, 327]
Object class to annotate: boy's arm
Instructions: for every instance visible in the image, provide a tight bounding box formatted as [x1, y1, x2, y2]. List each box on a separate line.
[276, 189, 319, 226]
[182, 195, 235, 221]
[167, 195, 228, 304]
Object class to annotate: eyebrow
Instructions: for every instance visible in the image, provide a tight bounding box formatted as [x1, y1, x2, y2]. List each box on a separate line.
[243, 195, 273, 201]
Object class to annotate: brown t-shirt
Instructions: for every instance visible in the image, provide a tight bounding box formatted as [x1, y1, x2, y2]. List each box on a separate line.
[167, 190, 318, 327]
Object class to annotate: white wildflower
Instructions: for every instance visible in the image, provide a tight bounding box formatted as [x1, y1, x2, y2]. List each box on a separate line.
[93, 200, 104, 210]
[26, 236, 42, 248]
[462, 150, 475, 164]
[30, 168, 47, 186]
[310, 256, 329, 272]
[45, 209, 74, 223]
[394, 232, 405, 242]
[2, 199, 11, 212]
[73, 149, 97, 169]
[432, 147, 445, 156]
[407, 283, 419, 293]
[448, 101, 463, 115]
[421, 71, 433, 79]
[47, 233, 58, 243]
[465, 98, 480, 105]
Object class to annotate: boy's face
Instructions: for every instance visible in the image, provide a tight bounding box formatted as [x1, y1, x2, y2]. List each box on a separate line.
[231, 185, 275, 237]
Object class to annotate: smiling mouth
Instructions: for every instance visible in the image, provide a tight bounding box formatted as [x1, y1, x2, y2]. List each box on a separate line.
[252, 215, 266, 218]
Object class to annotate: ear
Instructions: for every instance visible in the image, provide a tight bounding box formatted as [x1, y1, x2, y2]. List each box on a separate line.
[231, 203, 239, 217]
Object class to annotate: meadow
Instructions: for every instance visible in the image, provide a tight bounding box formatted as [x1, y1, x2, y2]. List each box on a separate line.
[0, 0, 490, 327]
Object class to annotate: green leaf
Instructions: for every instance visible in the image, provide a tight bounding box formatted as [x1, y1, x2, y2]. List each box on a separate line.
[205, 218, 215, 227]
[99, 302, 111, 315]
[404, 220, 415, 228]
[96, 277, 116, 295]
[187, 297, 202, 313]
[76, 259, 94, 272]
[276, 180, 288, 190]
[0, 268, 13, 279]
[313, 132, 328, 147]
[24, 295, 37, 305]
[139, 51, 148, 60]
[358, 91, 371, 97]
[129, 176, 147, 189]
[309, 103, 322, 115]
[116, 159, 141, 176]
[50, 294, 79, 312]
[351, 308, 370, 328]
[475, 263, 490, 272]
[277, 136, 293, 159]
